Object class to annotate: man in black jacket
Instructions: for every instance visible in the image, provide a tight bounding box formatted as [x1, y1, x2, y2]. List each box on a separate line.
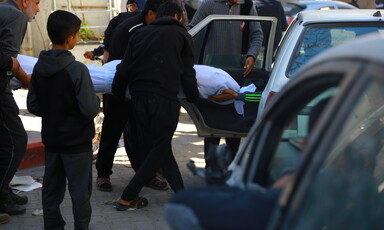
[95, 0, 172, 192]
[113, 2, 200, 210]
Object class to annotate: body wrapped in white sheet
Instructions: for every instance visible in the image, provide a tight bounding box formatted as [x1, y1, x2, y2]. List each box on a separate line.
[13, 55, 240, 104]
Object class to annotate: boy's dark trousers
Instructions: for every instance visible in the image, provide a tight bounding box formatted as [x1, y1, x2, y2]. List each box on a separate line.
[121, 92, 184, 200]
[0, 92, 28, 198]
[96, 94, 140, 176]
[42, 150, 92, 230]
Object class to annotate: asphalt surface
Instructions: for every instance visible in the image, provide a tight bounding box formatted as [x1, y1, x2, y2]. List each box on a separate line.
[2, 89, 207, 230]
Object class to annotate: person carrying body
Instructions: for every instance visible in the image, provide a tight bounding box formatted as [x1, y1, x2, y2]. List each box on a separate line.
[0, 0, 40, 216]
[112, 2, 200, 210]
[27, 10, 100, 230]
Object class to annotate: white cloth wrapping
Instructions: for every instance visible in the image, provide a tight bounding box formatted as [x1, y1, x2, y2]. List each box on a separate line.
[12, 55, 116, 94]
[193, 65, 240, 105]
[12, 55, 240, 105]
[234, 83, 257, 116]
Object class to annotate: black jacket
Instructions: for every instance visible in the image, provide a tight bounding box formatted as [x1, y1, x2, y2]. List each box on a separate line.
[27, 50, 100, 154]
[107, 13, 145, 62]
[103, 10, 141, 50]
[113, 17, 199, 102]
[0, 52, 12, 73]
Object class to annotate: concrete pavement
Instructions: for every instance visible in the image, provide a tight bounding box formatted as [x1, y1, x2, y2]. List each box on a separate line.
[2, 89, 207, 230]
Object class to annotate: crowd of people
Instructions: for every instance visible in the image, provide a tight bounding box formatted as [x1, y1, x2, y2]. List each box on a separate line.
[0, 0, 287, 229]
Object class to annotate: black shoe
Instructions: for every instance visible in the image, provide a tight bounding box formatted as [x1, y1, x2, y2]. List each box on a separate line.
[9, 191, 28, 205]
[0, 198, 26, 215]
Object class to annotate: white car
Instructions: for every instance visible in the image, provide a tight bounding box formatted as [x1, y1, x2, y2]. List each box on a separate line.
[284, 0, 358, 24]
[257, 9, 384, 122]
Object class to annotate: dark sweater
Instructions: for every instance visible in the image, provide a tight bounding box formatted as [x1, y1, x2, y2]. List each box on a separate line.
[107, 13, 145, 62]
[113, 17, 199, 102]
[0, 52, 12, 73]
[27, 50, 100, 154]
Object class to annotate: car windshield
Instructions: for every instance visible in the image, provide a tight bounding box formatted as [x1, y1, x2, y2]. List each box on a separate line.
[287, 23, 384, 78]
[286, 78, 384, 229]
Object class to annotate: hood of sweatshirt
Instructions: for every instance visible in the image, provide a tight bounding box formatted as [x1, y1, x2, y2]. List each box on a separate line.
[151, 16, 186, 29]
[34, 49, 75, 77]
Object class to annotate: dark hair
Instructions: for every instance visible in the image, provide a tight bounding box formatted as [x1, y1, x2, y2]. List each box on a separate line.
[142, 0, 171, 15]
[156, 2, 183, 19]
[127, 0, 137, 5]
[47, 10, 81, 45]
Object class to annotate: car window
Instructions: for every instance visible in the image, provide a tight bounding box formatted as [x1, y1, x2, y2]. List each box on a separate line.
[286, 78, 384, 230]
[287, 23, 384, 78]
[244, 74, 342, 187]
[193, 19, 271, 70]
[268, 87, 338, 183]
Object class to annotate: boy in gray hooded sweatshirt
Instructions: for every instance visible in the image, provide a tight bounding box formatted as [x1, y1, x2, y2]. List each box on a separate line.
[27, 10, 100, 230]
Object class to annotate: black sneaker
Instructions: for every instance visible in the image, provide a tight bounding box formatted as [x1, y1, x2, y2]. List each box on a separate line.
[0, 197, 26, 215]
[9, 191, 28, 205]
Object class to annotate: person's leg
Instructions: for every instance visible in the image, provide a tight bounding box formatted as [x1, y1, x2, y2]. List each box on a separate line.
[122, 100, 140, 172]
[62, 151, 92, 230]
[118, 94, 182, 207]
[42, 151, 67, 230]
[204, 137, 220, 159]
[224, 137, 241, 158]
[0, 93, 28, 203]
[0, 113, 25, 215]
[96, 94, 129, 190]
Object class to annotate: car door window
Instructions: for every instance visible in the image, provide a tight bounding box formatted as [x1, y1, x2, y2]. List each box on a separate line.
[193, 19, 271, 70]
[286, 78, 384, 230]
[268, 87, 338, 183]
[243, 74, 342, 187]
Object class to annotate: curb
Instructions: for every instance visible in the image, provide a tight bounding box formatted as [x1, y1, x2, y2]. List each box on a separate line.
[19, 138, 45, 170]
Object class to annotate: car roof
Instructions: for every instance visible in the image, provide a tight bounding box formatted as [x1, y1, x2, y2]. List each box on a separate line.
[299, 33, 384, 75]
[297, 9, 384, 23]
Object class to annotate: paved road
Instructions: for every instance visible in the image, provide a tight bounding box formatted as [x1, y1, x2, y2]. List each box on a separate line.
[2, 89, 207, 230]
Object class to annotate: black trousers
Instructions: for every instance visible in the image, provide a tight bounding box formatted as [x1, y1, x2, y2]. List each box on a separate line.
[96, 94, 140, 177]
[204, 137, 241, 159]
[43, 150, 92, 230]
[121, 93, 183, 200]
[0, 93, 27, 197]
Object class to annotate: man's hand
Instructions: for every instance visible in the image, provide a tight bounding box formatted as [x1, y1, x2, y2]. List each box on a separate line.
[83, 51, 94, 59]
[243, 56, 255, 77]
[11, 57, 30, 88]
[208, 89, 238, 102]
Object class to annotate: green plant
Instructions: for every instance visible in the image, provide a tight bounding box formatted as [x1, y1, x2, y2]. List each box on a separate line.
[80, 21, 96, 41]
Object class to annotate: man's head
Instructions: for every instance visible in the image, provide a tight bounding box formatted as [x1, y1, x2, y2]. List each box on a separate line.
[47, 10, 81, 49]
[126, 0, 138, 12]
[14, 0, 40, 22]
[142, 0, 172, 24]
[156, 2, 183, 21]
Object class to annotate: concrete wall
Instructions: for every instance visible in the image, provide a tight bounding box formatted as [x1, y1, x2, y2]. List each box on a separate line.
[17, 0, 125, 57]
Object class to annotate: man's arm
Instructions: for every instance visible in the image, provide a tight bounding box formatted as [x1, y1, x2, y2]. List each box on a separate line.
[244, 5, 263, 76]
[72, 64, 100, 119]
[0, 52, 13, 73]
[180, 34, 200, 102]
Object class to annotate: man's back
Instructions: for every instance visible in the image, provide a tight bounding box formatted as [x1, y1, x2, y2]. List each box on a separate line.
[116, 17, 199, 101]
[107, 13, 144, 62]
